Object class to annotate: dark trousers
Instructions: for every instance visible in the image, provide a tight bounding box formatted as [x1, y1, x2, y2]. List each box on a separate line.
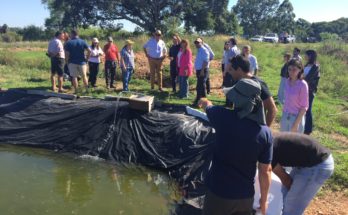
[224, 73, 234, 106]
[170, 64, 178, 92]
[88, 62, 99, 86]
[105, 60, 117, 87]
[206, 69, 211, 94]
[196, 69, 208, 101]
[203, 190, 253, 215]
[305, 93, 315, 135]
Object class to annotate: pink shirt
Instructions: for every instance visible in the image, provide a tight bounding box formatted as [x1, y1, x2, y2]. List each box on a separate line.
[177, 49, 193, 77]
[283, 79, 309, 114]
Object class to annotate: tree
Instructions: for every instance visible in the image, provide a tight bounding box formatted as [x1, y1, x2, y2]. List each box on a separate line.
[214, 11, 240, 34]
[0, 24, 8, 34]
[183, 0, 214, 33]
[42, 0, 101, 29]
[43, 0, 184, 33]
[18, 25, 47, 41]
[274, 0, 295, 34]
[294, 18, 312, 41]
[233, 0, 279, 36]
[99, 0, 184, 32]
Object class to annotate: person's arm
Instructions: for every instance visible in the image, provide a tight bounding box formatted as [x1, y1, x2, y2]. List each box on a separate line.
[291, 82, 309, 132]
[273, 164, 293, 190]
[168, 46, 174, 61]
[143, 48, 149, 58]
[162, 42, 167, 60]
[120, 52, 125, 71]
[186, 50, 193, 76]
[263, 97, 277, 127]
[258, 163, 272, 215]
[200, 50, 209, 77]
[291, 108, 306, 132]
[143, 40, 150, 58]
[254, 57, 259, 76]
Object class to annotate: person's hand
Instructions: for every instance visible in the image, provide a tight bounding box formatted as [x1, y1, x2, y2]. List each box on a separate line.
[184, 69, 188, 76]
[259, 199, 268, 215]
[198, 98, 212, 110]
[200, 70, 205, 77]
[290, 124, 298, 132]
[169, 57, 174, 61]
[281, 174, 293, 190]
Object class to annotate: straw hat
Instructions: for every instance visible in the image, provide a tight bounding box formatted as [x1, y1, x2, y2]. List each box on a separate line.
[125, 39, 134, 45]
[92, 38, 99, 43]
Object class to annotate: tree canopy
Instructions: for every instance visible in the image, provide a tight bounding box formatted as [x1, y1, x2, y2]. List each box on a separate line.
[42, 0, 240, 34]
[233, 0, 279, 36]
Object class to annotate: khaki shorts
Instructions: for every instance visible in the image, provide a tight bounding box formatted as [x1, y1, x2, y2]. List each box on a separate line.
[68, 63, 87, 78]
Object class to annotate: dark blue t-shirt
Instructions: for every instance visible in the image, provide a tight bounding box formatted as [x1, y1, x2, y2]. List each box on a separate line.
[205, 105, 273, 199]
[64, 38, 89, 65]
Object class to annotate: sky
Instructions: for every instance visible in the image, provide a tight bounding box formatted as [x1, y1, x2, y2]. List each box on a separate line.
[0, 0, 347, 31]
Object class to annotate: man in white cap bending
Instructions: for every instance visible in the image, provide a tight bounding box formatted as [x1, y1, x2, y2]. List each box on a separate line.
[199, 78, 273, 215]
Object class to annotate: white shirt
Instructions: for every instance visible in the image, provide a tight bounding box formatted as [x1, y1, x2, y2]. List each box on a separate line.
[88, 46, 104, 63]
[143, 38, 167, 58]
[248, 54, 259, 74]
[47, 38, 65, 59]
[177, 50, 182, 67]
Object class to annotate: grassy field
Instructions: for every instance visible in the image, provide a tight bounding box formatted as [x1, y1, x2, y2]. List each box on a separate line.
[0, 37, 347, 195]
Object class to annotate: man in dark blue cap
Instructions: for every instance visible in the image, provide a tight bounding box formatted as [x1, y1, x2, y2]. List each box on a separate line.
[199, 78, 273, 215]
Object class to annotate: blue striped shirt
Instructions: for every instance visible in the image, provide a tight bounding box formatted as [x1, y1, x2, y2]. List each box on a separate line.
[121, 47, 135, 69]
[194, 46, 210, 70]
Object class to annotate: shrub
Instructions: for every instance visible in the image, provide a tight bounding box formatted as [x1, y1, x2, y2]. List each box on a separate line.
[320, 32, 341, 41]
[1, 31, 22, 43]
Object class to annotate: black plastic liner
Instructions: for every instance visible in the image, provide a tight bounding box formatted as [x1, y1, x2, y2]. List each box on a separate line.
[0, 90, 215, 214]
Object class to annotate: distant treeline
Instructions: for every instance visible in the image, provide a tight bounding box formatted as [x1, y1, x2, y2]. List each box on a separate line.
[0, 0, 347, 42]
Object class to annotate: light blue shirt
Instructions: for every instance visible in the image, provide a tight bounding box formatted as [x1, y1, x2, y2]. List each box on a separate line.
[121, 47, 135, 69]
[143, 38, 167, 58]
[224, 45, 240, 66]
[248, 54, 258, 74]
[194, 46, 210, 70]
[203, 43, 215, 61]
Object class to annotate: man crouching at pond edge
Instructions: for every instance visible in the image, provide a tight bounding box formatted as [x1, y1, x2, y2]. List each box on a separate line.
[199, 78, 273, 215]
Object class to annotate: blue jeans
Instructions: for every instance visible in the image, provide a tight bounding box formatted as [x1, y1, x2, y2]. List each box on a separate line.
[305, 93, 315, 134]
[282, 155, 334, 215]
[105, 60, 117, 87]
[277, 77, 287, 105]
[122, 68, 133, 91]
[280, 112, 305, 133]
[178, 76, 189, 98]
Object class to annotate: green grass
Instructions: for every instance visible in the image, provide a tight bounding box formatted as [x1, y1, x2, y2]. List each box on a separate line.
[0, 37, 347, 194]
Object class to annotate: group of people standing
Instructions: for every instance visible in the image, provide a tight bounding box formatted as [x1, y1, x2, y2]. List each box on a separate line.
[277, 47, 320, 135]
[198, 49, 332, 215]
[47, 30, 135, 93]
[143, 30, 215, 100]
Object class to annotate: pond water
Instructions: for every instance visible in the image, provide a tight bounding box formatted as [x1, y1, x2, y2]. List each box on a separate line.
[0, 144, 180, 215]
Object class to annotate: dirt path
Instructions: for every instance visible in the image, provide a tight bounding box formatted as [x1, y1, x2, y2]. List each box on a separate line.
[306, 192, 348, 215]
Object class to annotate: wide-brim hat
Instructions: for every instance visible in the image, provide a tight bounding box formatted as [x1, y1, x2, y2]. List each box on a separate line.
[125, 39, 134, 45]
[155, 30, 162, 36]
[107, 36, 113, 42]
[223, 78, 266, 125]
[92, 37, 99, 43]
